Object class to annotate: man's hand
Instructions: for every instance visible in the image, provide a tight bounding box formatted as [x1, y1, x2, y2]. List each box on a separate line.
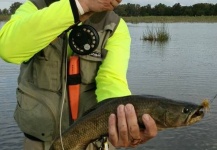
[108, 104, 157, 148]
[79, 0, 121, 13]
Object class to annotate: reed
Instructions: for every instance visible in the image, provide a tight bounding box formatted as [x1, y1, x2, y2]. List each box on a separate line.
[142, 23, 170, 42]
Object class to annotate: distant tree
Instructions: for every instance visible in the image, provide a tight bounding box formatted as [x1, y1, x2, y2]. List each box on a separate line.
[214, 4, 217, 15]
[125, 3, 141, 16]
[146, 4, 152, 15]
[114, 4, 127, 16]
[153, 3, 167, 16]
[193, 3, 204, 16]
[9, 2, 22, 14]
[114, 2, 217, 16]
[172, 3, 182, 16]
[181, 6, 193, 16]
[0, 9, 2, 15]
[125, 3, 132, 16]
[209, 4, 216, 15]
[134, 4, 141, 16]
[193, 3, 214, 16]
[2, 8, 9, 15]
[140, 4, 152, 16]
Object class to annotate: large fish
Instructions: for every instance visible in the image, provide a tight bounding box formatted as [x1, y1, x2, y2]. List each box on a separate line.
[50, 95, 207, 150]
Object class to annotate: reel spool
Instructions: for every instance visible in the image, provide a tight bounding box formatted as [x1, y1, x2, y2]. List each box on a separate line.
[68, 24, 99, 55]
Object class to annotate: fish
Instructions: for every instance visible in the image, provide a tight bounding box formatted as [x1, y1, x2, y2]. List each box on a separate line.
[49, 95, 206, 150]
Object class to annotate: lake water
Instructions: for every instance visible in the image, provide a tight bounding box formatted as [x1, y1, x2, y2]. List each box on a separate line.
[1, 21, 217, 150]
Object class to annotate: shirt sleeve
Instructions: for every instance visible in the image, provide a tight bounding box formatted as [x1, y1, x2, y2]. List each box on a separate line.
[0, 0, 74, 64]
[95, 18, 132, 102]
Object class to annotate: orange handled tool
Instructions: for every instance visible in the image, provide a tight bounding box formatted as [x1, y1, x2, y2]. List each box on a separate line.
[68, 56, 80, 120]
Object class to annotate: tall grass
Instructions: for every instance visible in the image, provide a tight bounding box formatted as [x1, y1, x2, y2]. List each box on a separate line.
[123, 16, 217, 23]
[0, 15, 10, 21]
[142, 23, 170, 42]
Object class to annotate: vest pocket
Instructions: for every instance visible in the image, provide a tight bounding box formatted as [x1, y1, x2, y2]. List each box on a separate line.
[79, 56, 102, 84]
[33, 57, 61, 92]
[14, 88, 57, 141]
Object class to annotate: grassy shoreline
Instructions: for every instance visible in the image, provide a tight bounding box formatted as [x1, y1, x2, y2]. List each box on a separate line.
[0, 15, 10, 21]
[123, 16, 217, 23]
[1, 15, 217, 23]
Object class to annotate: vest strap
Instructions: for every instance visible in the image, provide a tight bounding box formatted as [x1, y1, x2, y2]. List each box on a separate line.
[67, 74, 81, 85]
[69, 0, 80, 23]
[44, 0, 58, 6]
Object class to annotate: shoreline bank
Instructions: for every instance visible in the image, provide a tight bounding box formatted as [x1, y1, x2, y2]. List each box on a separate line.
[123, 16, 217, 23]
[1, 15, 217, 23]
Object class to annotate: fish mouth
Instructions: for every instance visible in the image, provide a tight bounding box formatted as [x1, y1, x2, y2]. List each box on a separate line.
[186, 106, 205, 125]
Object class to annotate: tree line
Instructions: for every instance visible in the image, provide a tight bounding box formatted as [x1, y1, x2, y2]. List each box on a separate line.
[1, 2, 217, 16]
[115, 3, 217, 16]
[0, 2, 22, 15]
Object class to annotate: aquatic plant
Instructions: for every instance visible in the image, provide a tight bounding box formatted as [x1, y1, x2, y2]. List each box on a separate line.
[142, 23, 170, 42]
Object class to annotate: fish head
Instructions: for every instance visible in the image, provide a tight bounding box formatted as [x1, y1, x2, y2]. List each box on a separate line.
[153, 100, 205, 129]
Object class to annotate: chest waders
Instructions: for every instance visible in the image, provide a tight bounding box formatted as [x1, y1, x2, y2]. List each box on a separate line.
[13, 0, 120, 143]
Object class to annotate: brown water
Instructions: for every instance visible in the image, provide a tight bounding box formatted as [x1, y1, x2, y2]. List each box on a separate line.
[0, 22, 217, 150]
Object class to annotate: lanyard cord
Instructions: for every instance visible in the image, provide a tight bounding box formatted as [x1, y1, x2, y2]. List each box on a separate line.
[59, 0, 80, 148]
[59, 32, 68, 150]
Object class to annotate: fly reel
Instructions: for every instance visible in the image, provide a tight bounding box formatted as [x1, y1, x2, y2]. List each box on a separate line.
[68, 24, 99, 55]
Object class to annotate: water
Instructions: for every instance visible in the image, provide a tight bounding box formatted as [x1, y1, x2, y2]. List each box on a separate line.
[127, 23, 217, 150]
[0, 59, 23, 149]
[0, 21, 217, 150]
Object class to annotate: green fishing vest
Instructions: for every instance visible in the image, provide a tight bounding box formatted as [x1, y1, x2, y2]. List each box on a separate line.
[14, 0, 120, 142]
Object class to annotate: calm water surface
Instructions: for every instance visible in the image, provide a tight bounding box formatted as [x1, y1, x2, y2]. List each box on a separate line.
[0, 22, 217, 150]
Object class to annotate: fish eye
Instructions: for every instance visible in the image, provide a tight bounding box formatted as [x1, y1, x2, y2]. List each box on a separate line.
[182, 107, 191, 113]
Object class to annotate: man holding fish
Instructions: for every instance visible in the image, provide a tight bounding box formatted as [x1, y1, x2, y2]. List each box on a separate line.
[0, 0, 157, 149]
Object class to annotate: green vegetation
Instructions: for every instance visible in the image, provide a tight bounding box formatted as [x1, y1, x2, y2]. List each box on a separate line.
[115, 3, 217, 17]
[0, 2, 22, 15]
[0, 2, 22, 21]
[0, 15, 10, 21]
[122, 16, 217, 23]
[142, 24, 170, 42]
